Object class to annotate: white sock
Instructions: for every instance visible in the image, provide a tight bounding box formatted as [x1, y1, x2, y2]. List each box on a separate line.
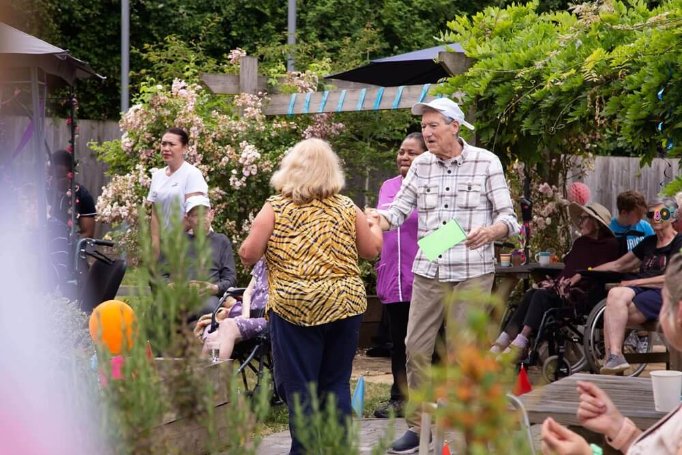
[511, 334, 529, 349]
[490, 332, 511, 352]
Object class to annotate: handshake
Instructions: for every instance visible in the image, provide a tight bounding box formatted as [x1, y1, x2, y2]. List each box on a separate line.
[364, 207, 387, 230]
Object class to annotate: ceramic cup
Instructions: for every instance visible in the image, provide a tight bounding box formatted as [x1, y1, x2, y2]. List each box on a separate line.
[535, 251, 551, 266]
[499, 253, 511, 267]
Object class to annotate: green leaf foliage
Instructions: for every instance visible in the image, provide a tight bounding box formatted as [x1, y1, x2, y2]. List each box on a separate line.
[438, 0, 682, 165]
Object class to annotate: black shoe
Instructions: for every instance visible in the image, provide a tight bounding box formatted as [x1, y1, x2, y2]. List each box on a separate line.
[373, 400, 405, 418]
[389, 430, 422, 454]
[366, 344, 392, 357]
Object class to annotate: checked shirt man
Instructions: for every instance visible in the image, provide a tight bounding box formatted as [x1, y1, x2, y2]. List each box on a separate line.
[368, 98, 519, 453]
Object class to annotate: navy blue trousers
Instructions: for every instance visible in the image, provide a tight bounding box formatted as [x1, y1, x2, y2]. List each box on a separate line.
[270, 312, 362, 455]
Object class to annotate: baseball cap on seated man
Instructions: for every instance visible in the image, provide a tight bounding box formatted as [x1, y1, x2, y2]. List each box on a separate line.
[185, 195, 211, 214]
[411, 98, 475, 131]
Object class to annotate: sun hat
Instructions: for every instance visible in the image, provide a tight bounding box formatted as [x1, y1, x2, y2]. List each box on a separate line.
[568, 202, 614, 236]
[411, 98, 475, 130]
[185, 195, 211, 214]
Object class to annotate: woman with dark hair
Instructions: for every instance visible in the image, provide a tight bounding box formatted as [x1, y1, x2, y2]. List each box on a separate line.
[373, 132, 427, 419]
[491, 202, 620, 354]
[146, 127, 208, 259]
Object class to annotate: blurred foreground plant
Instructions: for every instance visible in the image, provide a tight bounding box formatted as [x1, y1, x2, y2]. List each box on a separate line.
[411, 289, 532, 454]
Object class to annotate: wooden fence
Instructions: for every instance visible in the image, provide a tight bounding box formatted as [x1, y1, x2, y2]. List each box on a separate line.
[577, 156, 680, 212]
[3, 116, 121, 201]
[3, 115, 679, 220]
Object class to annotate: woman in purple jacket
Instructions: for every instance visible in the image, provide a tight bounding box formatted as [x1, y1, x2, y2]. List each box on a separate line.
[373, 132, 426, 418]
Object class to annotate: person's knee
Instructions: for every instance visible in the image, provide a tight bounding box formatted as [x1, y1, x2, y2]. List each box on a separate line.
[606, 287, 632, 307]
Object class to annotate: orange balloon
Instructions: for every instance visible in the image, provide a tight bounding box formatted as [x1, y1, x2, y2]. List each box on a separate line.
[89, 300, 136, 355]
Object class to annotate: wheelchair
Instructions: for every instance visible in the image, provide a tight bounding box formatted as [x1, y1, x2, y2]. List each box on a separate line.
[582, 298, 658, 376]
[71, 237, 127, 314]
[518, 298, 588, 383]
[207, 288, 281, 404]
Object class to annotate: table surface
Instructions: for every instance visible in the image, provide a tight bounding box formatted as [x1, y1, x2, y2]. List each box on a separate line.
[518, 373, 667, 429]
[494, 262, 565, 275]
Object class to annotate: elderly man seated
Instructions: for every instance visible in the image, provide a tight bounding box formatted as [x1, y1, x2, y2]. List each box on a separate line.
[593, 197, 682, 374]
[180, 195, 237, 321]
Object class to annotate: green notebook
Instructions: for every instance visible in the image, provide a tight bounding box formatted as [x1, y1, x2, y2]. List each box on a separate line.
[418, 218, 467, 261]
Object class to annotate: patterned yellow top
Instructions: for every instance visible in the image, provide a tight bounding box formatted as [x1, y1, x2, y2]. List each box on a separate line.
[265, 194, 367, 326]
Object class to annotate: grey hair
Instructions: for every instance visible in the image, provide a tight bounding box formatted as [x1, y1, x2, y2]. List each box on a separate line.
[648, 196, 678, 220]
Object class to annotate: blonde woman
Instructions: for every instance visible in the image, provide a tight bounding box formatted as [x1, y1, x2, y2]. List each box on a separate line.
[239, 138, 383, 454]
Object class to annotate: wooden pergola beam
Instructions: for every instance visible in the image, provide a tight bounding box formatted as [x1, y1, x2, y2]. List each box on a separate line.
[263, 84, 443, 116]
[200, 50, 474, 116]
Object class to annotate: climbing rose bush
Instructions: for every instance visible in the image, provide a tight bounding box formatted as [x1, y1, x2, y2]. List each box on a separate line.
[94, 73, 345, 264]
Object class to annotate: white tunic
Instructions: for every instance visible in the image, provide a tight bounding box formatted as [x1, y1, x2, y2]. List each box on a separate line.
[147, 161, 208, 230]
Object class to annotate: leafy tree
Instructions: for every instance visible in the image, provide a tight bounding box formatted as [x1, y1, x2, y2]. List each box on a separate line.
[3, 0, 576, 118]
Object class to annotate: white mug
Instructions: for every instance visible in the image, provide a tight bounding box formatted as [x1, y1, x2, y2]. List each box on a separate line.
[535, 251, 551, 266]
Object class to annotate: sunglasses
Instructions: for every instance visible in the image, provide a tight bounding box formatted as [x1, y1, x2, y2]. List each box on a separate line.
[646, 208, 674, 221]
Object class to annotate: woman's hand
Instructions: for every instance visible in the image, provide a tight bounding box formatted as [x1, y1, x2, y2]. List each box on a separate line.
[575, 381, 624, 439]
[189, 280, 219, 296]
[540, 417, 592, 455]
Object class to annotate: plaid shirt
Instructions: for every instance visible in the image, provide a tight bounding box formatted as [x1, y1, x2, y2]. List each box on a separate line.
[378, 139, 519, 282]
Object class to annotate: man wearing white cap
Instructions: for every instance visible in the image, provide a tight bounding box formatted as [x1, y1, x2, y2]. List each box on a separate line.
[182, 195, 237, 320]
[369, 98, 519, 453]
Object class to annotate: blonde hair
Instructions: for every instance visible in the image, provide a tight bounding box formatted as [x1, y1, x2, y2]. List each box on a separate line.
[270, 138, 345, 204]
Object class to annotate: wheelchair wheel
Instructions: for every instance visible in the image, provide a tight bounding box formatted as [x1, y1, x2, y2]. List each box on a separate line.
[537, 326, 586, 375]
[542, 355, 572, 382]
[583, 300, 653, 376]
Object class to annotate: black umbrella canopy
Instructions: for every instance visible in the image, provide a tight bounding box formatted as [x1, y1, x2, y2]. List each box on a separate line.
[327, 44, 464, 86]
[0, 22, 104, 86]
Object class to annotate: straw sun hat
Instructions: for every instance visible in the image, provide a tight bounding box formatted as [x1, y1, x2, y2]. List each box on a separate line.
[568, 202, 614, 236]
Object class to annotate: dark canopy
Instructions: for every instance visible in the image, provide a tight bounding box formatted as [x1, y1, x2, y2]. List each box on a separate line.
[0, 22, 103, 85]
[327, 44, 464, 87]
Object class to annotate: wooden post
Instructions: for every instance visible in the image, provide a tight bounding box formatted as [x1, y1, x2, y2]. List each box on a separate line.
[239, 56, 259, 94]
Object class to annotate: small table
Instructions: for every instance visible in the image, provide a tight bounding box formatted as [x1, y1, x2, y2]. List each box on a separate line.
[519, 373, 666, 430]
[493, 263, 565, 303]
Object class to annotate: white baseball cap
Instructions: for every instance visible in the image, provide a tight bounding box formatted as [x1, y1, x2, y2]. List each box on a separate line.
[411, 98, 475, 130]
[185, 195, 211, 214]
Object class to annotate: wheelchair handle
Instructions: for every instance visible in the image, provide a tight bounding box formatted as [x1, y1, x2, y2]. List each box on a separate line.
[208, 287, 247, 334]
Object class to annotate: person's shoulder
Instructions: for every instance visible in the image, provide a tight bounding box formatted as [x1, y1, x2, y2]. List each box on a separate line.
[413, 152, 435, 165]
[382, 175, 403, 187]
[334, 194, 355, 207]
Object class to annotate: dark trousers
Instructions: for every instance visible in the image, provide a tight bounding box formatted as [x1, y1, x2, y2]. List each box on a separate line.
[386, 302, 410, 402]
[505, 288, 563, 335]
[270, 312, 362, 455]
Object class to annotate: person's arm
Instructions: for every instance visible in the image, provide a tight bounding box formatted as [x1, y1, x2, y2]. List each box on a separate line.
[620, 275, 664, 288]
[593, 251, 640, 272]
[78, 216, 96, 238]
[76, 186, 97, 238]
[241, 276, 257, 319]
[573, 381, 641, 453]
[184, 165, 208, 199]
[239, 203, 275, 266]
[485, 156, 521, 238]
[150, 204, 161, 260]
[355, 206, 383, 259]
[540, 417, 592, 455]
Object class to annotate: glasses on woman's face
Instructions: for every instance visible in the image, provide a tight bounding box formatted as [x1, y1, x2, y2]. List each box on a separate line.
[578, 215, 591, 225]
[646, 208, 673, 222]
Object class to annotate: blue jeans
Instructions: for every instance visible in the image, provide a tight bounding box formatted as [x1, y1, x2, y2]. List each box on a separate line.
[270, 311, 362, 455]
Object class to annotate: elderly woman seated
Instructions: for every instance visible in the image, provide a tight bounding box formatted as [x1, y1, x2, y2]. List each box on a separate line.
[491, 202, 620, 354]
[592, 197, 682, 374]
[541, 252, 682, 454]
[194, 258, 268, 361]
